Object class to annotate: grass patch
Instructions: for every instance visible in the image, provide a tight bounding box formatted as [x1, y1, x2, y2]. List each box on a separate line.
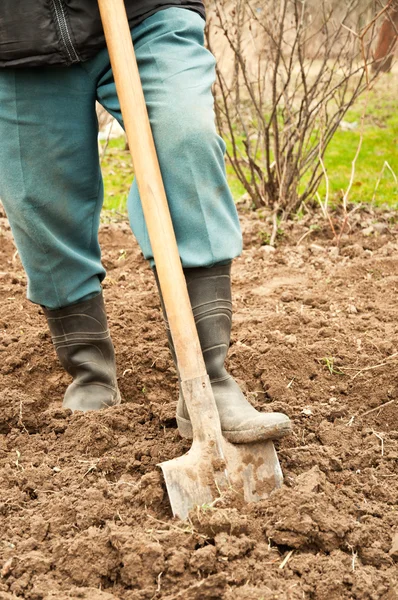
[101, 137, 133, 213]
[318, 78, 398, 210]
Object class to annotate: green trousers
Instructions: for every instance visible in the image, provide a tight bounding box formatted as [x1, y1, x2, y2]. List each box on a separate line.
[0, 8, 242, 309]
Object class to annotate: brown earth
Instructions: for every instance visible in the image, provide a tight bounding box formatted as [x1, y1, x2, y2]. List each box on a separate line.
[0, 202, 397, 600]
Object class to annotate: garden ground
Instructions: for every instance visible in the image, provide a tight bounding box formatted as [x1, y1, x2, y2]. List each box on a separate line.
[0, 202, 397, 599]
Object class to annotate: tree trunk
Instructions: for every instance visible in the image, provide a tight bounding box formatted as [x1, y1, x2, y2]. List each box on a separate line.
[373, 0, 398, 73]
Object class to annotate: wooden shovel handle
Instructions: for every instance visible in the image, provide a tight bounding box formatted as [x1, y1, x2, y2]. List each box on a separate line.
[97, 0, 223, 442]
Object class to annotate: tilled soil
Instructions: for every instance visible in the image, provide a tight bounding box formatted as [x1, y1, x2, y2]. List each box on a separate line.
[0, 203, 397, 600]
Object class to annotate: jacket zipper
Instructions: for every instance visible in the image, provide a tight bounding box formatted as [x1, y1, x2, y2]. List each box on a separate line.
[51, 0, 79, 63]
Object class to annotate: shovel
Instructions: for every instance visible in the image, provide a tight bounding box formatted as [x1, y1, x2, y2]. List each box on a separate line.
[98, 0, 283, 519]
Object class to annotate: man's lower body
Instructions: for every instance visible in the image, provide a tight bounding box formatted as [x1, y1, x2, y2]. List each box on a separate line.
[0, 8, 291, 440]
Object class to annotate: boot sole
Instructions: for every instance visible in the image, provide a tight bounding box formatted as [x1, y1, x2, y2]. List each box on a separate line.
[63, 386, 122, 412]
[176, 415, 292, 444]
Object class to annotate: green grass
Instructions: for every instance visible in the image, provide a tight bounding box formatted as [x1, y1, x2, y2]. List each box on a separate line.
[101, 76, 398, 213]
[318, 82, 398, 209]
[101, 137, 133, 213]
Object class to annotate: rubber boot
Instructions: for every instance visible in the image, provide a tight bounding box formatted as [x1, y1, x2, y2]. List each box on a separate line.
[43, 293, 121, 412]
[154, 264, 292, 443]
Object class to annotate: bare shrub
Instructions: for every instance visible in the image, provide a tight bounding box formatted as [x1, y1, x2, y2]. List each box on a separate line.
[205, 0, 390, 218]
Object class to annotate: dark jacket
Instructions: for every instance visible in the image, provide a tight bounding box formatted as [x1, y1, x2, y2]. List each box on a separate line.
[0, 0, 205, 68]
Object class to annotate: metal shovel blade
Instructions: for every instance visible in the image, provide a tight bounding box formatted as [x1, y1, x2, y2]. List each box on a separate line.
[160, 437, 283, 520]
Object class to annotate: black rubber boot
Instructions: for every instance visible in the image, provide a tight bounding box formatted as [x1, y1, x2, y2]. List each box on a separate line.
[155, 264, 292, 443]
[43, 293, 121, 412]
